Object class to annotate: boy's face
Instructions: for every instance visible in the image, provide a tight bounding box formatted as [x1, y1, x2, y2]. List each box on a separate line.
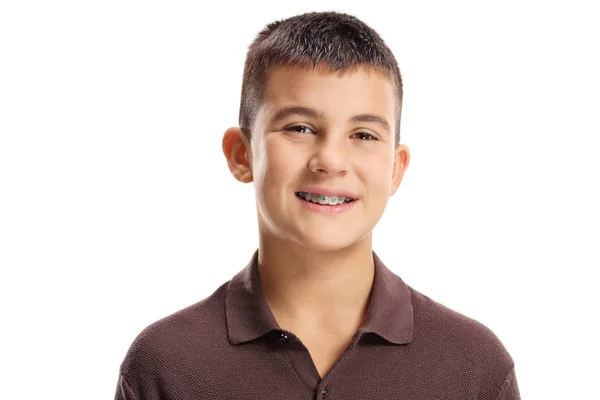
[223, 64, 410, 252]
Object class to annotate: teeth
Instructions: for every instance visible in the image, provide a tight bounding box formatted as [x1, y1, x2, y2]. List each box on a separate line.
[296, 192, 354, 205]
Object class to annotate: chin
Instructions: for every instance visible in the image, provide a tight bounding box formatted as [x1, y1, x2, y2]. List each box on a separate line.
[295, 233, 367, 253]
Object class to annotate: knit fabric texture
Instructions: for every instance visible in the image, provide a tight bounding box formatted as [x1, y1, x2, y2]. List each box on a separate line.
[115, 250, 520, 399]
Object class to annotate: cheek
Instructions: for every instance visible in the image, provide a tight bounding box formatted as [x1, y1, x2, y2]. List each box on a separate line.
[258, 138, 301, 191]
[360, 153, 395, 193]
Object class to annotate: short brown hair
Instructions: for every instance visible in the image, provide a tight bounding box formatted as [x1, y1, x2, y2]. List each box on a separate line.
[239, 11, 404, 146]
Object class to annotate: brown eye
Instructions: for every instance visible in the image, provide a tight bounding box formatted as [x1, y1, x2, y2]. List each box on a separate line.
[285, 125, 314, 134]
[354, 132, 376, 141]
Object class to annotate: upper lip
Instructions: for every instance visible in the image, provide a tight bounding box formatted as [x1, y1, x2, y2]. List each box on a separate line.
[297, 186, 359, 199]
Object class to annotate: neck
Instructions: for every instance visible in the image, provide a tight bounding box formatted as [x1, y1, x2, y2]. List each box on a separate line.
[257, 231, 375, 335]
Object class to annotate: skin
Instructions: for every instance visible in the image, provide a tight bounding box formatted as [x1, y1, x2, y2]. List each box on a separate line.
[222, 63, 410, 377]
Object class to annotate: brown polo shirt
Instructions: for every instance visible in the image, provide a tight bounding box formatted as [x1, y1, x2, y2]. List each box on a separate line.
[115, 250, 520, 399]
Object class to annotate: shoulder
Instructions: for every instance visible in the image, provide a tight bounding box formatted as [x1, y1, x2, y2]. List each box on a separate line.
[407, 285, 515, 388]
[119, 281, 230, 377]
[409, 285, 512, 356]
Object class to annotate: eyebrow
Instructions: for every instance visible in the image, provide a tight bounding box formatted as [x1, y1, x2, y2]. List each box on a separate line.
[270, 106, 391, 135]
[350, 114, 391, 135]
[270, 106, 323, 123]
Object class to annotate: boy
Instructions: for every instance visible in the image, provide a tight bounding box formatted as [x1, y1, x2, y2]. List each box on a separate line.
[115, 11, 520, 400]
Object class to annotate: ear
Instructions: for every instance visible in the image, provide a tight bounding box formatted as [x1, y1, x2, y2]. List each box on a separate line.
[390, 144, 410, 196]
[222, 127, 253, 183]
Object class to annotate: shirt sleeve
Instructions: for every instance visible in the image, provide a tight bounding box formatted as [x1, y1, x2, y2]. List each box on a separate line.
[495, 365, 521, 400]
[114, 373, 137, 400]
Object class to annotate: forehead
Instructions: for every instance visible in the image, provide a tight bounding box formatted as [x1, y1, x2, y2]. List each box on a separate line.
[260, 64, 396, 123]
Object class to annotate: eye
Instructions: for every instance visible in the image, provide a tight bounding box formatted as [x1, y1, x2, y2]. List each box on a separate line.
[284, 125, 314, 134]
[353, 132, 377, 141]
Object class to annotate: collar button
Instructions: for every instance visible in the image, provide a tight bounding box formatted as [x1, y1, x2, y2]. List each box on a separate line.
[277, 331, 289, 344]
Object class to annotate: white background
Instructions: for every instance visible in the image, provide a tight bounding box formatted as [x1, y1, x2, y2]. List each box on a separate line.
[1, 1, 598, 398]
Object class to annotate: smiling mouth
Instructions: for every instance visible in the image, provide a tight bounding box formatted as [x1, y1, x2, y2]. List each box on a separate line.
[295, 191, 355, 205]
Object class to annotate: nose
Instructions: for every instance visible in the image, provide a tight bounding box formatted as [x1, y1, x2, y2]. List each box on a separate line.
[307, 134, 349, 176]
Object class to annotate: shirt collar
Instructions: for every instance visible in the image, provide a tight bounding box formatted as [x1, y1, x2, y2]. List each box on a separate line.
[226, 250, 413, 345]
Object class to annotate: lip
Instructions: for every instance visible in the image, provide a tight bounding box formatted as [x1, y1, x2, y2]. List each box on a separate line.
[297, 186, 359, 199]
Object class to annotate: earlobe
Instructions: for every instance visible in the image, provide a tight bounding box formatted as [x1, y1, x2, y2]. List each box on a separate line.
[390, 144, 410, 196]
[222, 127, 253, 183]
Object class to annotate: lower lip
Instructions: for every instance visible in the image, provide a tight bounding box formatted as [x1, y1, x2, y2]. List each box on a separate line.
[296, 195, 357, 213]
